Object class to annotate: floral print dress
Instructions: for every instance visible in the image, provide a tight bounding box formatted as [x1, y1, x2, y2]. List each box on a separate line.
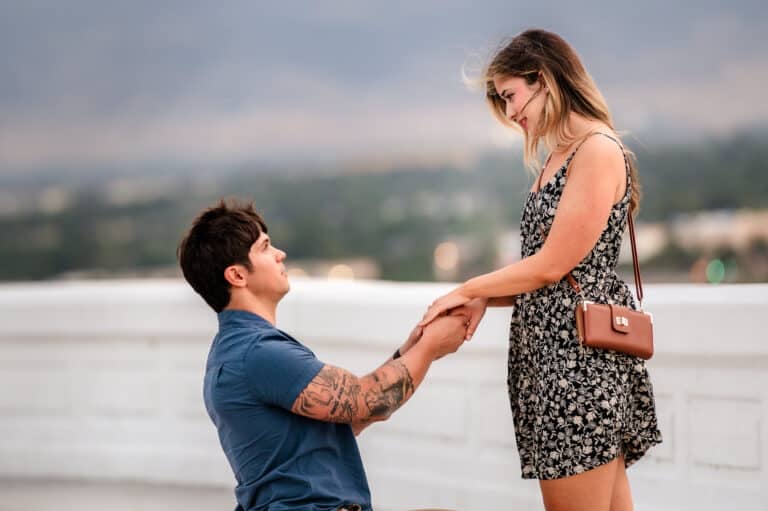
[507, 133, 662, 480]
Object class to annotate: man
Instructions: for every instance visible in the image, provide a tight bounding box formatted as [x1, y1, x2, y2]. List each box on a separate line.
[177, 200, 468, 511]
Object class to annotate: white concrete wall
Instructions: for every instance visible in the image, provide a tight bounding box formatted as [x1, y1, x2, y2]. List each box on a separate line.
[0, 279, 766, 511]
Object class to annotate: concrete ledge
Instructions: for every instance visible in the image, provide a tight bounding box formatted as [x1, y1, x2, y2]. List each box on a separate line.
[0, 279, 767, 510]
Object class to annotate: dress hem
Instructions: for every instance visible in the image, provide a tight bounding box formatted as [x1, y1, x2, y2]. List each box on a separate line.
[519, 430, 663, 481]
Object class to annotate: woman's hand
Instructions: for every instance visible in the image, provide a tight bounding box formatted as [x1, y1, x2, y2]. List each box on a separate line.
[419, 288, 472, 328]
[448, 297, 488, 341]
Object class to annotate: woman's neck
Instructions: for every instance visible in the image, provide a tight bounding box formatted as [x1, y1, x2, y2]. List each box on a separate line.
[551, 114, 608, 154]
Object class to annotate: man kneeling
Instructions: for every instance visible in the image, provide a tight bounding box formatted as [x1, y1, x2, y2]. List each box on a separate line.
[178, 200, 468, 511]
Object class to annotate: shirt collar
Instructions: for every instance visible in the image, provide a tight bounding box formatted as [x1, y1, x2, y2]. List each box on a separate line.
[217, 309, 273, 330]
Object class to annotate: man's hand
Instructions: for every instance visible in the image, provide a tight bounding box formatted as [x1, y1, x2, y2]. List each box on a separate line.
[419, 314, 469, 360]
[448, 297, 488, 341]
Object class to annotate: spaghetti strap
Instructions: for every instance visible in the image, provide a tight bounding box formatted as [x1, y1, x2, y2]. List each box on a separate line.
[563, 132, 632, 203]
[564, 131, 625, 174]
[593, 132, 630, 171]
[538, 131, 631, 195]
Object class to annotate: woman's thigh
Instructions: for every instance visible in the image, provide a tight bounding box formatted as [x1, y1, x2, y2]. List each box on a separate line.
[610, 458, 633, 511]
[538, 456, 621, 511]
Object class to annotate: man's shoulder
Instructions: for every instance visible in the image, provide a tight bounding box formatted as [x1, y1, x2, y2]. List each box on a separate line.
[218, 324, 312, 361]
[249, 325, 305, 351]
[208, 324, 294, 367]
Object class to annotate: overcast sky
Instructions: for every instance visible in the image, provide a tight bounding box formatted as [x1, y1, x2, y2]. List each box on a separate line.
[1, 0, 766, 174]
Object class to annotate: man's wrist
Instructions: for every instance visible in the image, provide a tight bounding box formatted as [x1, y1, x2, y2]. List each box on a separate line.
[394, 338, 438, 361]
[393, 339, 415, 359]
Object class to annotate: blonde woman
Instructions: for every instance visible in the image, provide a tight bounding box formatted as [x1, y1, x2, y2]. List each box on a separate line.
[419, 29, 662, 511]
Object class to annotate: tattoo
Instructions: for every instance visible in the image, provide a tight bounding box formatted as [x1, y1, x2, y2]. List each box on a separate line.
[292, 361, 415, 424]
[363, 360, 415, 419]
[292, 365, 361, 422]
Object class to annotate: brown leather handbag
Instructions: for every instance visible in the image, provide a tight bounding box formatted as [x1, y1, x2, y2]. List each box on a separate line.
[569, 212, 654, 359]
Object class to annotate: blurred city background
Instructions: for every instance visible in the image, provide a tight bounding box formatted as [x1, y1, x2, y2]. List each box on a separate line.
[1, 0, 766, 286]
[1, 1, 768, 510]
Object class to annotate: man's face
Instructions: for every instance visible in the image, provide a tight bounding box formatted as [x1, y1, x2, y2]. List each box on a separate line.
[243, 231, 290, 300]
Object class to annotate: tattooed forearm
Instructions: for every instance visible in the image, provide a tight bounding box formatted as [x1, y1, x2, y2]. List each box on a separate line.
[292, 365, 362, 422]
[363, 360, 415, 420]
[291, 360, 416, 424]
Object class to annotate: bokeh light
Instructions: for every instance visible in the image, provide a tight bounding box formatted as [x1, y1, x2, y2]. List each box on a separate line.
[706, 259, 725, 284]
[287, 267, 308, 278]
[328, 264, 355, 280]
[434, 242, 459, 271]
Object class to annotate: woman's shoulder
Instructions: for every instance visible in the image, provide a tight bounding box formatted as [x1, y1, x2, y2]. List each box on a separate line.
[563, 130, 628, 202]
[569, 130, 626, 170]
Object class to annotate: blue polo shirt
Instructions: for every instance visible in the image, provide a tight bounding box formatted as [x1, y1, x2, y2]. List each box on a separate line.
[203, 309, 371, 511]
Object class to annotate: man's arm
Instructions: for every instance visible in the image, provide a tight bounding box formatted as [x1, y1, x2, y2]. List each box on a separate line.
[348, 323, 426, 434]
[292, 358, 416, 426]
[290, 315, 466, 428]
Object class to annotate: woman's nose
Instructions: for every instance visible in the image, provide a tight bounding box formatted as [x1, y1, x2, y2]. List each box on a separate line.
[505, 101, 516, 121]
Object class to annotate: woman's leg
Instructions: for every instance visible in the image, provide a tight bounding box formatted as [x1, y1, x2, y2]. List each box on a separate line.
[610, 456, 633, 511]
[538, 457, 620, 511]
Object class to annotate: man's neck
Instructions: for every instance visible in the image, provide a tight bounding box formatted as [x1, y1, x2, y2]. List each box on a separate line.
[225, 295, 279, 326]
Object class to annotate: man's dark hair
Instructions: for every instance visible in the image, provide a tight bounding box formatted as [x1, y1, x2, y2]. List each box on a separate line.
[178, 199, 268, 312]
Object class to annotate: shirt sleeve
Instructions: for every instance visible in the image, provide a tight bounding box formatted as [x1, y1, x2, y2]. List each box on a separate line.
[243, 331, 325, 410]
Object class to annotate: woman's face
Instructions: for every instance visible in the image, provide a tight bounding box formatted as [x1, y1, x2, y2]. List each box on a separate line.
[493, 74, 547, 134]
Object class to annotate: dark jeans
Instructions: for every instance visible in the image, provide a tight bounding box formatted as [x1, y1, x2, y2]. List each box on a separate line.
[335, 506, 363, 511]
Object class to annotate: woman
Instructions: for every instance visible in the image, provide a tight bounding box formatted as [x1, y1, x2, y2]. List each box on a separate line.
[418, 29, 662, 510]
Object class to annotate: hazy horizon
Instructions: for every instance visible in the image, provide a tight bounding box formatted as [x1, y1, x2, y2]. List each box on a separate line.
[1, 1, 766, 176]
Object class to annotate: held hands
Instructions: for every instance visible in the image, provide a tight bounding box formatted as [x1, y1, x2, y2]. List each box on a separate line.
[399, 289, 489, 361]
[419, 287, 489, 341]
[448, 297, 489, 341]
[398, 314, 466, 360]
[419, 288, 472, 328]
[419, 314, 469, 360]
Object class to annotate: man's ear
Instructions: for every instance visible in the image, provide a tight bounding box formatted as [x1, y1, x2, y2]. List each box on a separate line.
[223, 264, 248, 288]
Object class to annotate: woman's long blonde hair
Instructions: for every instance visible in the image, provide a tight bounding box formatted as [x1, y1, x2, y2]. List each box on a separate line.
[484, 29, 641, 213]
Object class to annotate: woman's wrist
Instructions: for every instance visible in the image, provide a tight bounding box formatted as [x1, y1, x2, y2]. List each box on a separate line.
[459, 279, 481, 300]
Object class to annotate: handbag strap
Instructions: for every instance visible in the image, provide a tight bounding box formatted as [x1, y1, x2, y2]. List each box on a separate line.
[536, 132, 644, 308]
